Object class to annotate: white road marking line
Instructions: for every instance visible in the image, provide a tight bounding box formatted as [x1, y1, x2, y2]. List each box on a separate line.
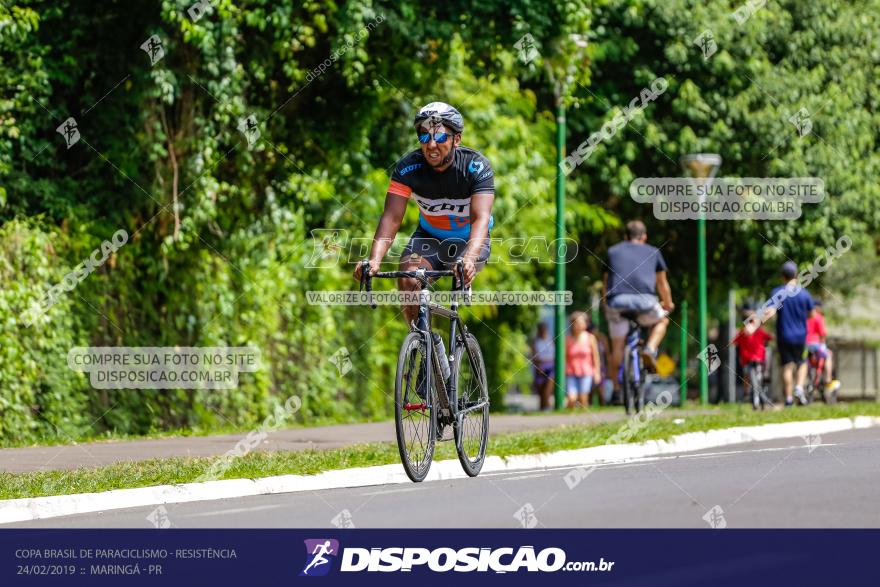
[501, 472, 552, 482]
[183, 504, 287, 518]
[481, 443, 840, 478]
[360, 486, 431, 496]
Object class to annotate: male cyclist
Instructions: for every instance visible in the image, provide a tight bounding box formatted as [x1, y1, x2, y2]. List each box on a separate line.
[602, 220, 673, 396]
[354, 102, 495, 327]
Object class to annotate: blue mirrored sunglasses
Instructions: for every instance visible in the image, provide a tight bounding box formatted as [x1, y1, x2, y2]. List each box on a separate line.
[418, 131, 449, 144]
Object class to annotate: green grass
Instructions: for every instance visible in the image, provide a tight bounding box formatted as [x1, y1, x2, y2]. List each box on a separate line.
[0, 412, 396, 450]
[1, 402, 878, 501]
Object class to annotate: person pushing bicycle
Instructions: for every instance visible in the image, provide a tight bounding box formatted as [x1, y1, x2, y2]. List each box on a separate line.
[354, 101, 495, 327]
[733, 304, 774, 409]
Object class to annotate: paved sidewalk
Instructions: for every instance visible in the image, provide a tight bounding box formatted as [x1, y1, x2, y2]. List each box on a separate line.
[0, 410, 710, 474]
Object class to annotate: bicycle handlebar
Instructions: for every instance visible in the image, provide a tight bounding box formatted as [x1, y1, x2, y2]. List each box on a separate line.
[358, 259, 468, 310]
[370, 270, 456, 279]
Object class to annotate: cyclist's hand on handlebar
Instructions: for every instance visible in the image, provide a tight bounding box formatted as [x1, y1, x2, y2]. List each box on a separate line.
[460, 256, 477, 287]
[661, 300, 675, 313]
[354, 259, 380, 281]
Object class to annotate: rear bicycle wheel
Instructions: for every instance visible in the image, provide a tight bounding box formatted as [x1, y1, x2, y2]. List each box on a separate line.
[394, 332, 436, 482]
[749, 364, 764, 409]
[623, 351, 636, 415]
[635, 350, 645, 413]
[452, 333, 489, 477]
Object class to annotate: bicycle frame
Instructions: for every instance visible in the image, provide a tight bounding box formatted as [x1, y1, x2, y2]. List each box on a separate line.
[806, 351, 826, 402]
[625, 321, 642, 388]
[618, 319, 644, 388]
[809, 354, 825, 385]
[415, 275, 465, 422]
[359, 263, 488, 427]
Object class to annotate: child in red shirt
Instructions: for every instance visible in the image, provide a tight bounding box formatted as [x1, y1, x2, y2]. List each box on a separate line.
[805, 301, 840, 398]
[733, 309, 774, 407]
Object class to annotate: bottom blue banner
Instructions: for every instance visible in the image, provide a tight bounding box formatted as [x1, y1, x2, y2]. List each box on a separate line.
[0, 529, 871, 585]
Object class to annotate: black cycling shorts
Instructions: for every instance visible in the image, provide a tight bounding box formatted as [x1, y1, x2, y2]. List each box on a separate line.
[400, 227, 491, 270]
[778, 341, 806, 366]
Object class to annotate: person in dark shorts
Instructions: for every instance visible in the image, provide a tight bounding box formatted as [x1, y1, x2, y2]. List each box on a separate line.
[354, 102, 495, 326]
[531, 322, 555, 411]
[763, 261, 815, 406]
[602, 220, 674, 391]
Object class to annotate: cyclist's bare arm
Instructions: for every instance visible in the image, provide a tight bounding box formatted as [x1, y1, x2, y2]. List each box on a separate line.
[656, 271, 674, 312]
[354, 193, 407, 279]
[461, 193, 494, 284]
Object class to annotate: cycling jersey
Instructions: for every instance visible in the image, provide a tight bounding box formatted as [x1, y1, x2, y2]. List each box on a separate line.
[387, 146, 495, 240]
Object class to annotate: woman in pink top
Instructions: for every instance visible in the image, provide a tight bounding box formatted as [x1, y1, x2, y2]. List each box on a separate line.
[565, 312, 602, 408]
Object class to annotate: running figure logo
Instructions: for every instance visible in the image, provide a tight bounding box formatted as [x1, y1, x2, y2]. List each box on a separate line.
[514, 33, 539, 64]
[697, 344, 721, 375]
[139, 34, 165, 66]
[300, 539, 339, 577]
[56, 117, 80, 149]
[693, 30, 718, 60]
[237, 114, 261, 148]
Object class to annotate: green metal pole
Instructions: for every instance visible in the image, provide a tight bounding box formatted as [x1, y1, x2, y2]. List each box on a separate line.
[698, 217, 708, 404]
[554, 101, 566, 410]
[680, 300, 688, 407]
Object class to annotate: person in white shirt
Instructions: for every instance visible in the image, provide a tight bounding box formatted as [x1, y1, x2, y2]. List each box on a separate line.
[531, 322, 555, 411]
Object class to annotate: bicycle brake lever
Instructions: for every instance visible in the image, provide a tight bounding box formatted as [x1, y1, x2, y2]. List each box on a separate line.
[358, 261, 367, 291]
[358, 261, 376, 309]
[455, 259, 472, 305]
[365, 272, 376, 309]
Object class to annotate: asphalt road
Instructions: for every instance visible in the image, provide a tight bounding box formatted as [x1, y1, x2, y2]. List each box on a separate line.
[12, 427, 880, 529]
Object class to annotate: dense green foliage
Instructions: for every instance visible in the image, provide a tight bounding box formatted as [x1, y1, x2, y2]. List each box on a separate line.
[1, 0, 876, 442]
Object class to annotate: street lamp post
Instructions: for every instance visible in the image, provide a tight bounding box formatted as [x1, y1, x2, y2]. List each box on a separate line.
[680, 153, 721, 405]
[554, 100, 567, 410]
[549, 33, 588, 411]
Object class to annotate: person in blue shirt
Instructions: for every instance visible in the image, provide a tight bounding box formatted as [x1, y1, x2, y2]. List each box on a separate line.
[762, 261, 815, 406]
[602, 220, 674, 388]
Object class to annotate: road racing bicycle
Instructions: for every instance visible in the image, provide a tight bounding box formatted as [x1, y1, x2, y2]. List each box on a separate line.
[358, 260, 489, 482]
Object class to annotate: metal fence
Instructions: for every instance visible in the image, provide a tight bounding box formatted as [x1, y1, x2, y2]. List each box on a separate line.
[713, 338, 879, 403]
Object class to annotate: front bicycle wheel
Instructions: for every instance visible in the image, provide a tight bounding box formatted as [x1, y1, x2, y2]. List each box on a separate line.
[394, 332, 436, 482]
[452, 333, 489, 477]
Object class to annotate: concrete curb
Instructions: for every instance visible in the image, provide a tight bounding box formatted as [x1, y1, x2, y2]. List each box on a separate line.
[2, 416, 877, 525]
